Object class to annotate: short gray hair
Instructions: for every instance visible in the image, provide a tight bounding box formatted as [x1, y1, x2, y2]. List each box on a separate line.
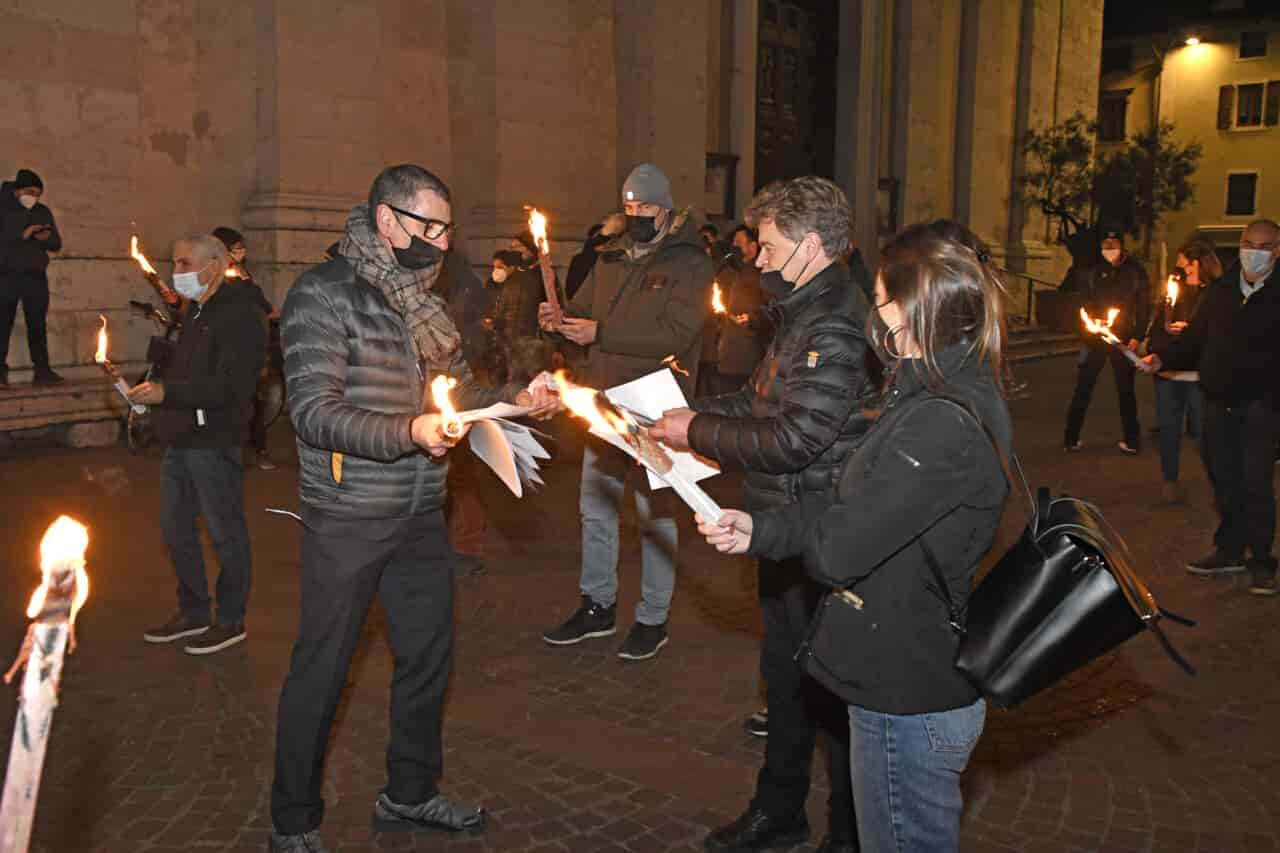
[744, 176, 853, 258]
[180, 234, 228, 266]
[368, 164, 451, 221]
[1244, 218, 1280, 235]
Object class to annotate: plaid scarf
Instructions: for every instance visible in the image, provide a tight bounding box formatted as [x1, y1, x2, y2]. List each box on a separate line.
[338, 205, 461, 368]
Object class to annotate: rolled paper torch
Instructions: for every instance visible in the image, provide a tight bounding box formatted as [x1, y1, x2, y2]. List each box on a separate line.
[553, 371, 724, 524]
[1, 516, 91, 853]
[1080, 307, 1142, 366]
[130, 235, 175, 302]
[430, 375, 464, 439]
[527, 208, 562, 326]
[94, 316, 147, 415]
[1165, 275, 1178, 308]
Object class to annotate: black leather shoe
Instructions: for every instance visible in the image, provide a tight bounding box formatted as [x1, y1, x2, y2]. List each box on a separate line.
[372, 792, 484, 833]
[704, 807, 809, 851]
[815, 836, 859, 853]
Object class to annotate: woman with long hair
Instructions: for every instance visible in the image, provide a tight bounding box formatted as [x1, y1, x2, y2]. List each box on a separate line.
[1147, 236, 1220, 504]
[698, 220, 1013, 852]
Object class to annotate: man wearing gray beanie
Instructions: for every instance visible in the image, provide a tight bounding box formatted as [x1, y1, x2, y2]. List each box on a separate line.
[540, 162, 714, 661]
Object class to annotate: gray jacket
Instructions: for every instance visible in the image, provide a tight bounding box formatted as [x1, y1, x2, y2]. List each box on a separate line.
[282, 257, 516, 522]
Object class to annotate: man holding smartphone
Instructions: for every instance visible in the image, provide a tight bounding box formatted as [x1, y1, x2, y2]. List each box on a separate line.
[0, 168, 63, 385]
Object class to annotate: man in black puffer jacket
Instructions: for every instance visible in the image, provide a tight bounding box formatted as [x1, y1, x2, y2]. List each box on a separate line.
[268, 165, 555, 853]
[653, 177, 871, 853]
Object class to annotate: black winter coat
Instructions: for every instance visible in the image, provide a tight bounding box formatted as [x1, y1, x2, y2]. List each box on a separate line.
[153, 282, 266, 448]
[688, 262, 872, 510]
[1156, 266, 1280, 409]
[0, 182, 62, 275]
[281, 257, 518, 524]
[749, 345, 1012, 713]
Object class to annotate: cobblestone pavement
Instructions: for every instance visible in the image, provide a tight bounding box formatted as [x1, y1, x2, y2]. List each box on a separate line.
[1, 357, 1277, 852]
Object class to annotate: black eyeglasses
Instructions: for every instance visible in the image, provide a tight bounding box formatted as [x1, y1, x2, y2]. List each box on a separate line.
[388, 205, 455, 240]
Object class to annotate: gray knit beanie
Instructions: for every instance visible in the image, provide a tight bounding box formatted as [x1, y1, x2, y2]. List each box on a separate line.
[622, 163, 674, 210]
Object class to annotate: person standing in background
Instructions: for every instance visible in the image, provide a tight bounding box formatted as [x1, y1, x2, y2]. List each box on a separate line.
[0, 169, 64, 386]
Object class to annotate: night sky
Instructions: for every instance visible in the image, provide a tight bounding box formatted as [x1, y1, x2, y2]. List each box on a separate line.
[1104, 0, 1277, 38]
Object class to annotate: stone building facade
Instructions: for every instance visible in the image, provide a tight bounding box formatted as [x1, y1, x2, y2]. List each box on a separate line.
[0, 0, 1101, 382]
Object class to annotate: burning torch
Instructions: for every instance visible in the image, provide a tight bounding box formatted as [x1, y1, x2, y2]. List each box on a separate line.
[1080, 308, 1143, 366]
[1, 516, 91, 853]
[94, 316, 146, 415]
[130, 235, 176, 304]
[553, 371, 723, 524]
[430, 375, 465, 440]
[528, 208, 563, 327]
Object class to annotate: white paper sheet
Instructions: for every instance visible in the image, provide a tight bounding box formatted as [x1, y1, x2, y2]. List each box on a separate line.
[602, 369, 720, 490]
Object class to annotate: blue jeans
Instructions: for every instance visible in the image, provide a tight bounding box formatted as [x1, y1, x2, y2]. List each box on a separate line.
[578, 439, 679, 625]
[848, 699, 986, 853]
[1155, 377, 1203, 483]
[159, 446, 253, 624]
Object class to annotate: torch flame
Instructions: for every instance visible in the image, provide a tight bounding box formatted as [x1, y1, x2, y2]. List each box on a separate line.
[94, 314, 109, 364]
[430, 375, 463, 438]
[225, 267, 242, 279]
[130, 235, 158, 276]
[553, 370, 625, 435]
[1080, 307, 1122, 345]
[527, 207, 550, 255]
[26, 516, 90, 626]
[711, 282, 727, 314]
[660, 355, 690, 377]
[1166, 276, 1179, 307]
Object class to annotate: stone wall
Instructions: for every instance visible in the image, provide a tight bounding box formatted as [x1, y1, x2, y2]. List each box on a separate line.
[1, 0, 711, 379]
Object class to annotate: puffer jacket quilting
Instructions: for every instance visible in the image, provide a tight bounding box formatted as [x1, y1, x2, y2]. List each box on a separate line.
[688, 262, 873, 510]
[282, 257, 512, 520]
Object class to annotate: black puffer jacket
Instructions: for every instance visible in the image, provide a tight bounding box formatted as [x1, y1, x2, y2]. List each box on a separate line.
[0, 181, 62, 274]
[688, 262, 872, 510]
[282, 257, 517, 522]
[749, 345, 1012, 714]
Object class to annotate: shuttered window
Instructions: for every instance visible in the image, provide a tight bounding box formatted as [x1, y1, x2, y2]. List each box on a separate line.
[1217, 83, 1280, 129]
[1226, 173, 1258, 217]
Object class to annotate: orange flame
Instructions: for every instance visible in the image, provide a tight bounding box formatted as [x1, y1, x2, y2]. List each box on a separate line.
[26, 516, 90, 627]
[94, 314, 109, 364]
[553, 370, 631, 435]
[1166, 276, 1178, 307]
[431, 375, 462, 438]
[1080, 307, 1122, 344]
[527, 208, 550, 255]
[661, 355, 690, 377]
[712, 282, 727, 314]
[225, 267, 242, 279]
[130, 235, 158, 276]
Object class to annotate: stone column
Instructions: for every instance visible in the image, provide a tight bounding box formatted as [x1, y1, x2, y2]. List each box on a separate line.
[727, 0, 759, 217]
[244, 0, 454, 304]
[834, 0, 888, 259]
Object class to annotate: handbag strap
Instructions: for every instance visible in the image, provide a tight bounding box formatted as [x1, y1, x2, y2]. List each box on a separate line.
[914, 395, 1030, 636]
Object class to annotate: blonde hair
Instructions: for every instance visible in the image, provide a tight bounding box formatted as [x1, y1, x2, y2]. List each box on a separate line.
[743, 176, 853, 258]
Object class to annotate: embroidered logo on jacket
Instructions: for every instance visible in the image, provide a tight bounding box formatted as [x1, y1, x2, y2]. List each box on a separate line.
[807, 351, 820, 368]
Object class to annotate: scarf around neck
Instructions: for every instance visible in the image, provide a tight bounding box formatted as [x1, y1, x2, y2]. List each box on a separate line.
[338, 205, 461, 368]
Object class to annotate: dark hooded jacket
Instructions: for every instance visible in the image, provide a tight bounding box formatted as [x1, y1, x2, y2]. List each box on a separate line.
[688, 262, 873, 510]
[565, 211, 714, 396]
[0, 181, 62, 275]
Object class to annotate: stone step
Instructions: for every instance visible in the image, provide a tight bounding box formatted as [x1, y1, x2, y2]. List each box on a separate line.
[0, 364, 144, 434]
[1006, 326, 1079, 364]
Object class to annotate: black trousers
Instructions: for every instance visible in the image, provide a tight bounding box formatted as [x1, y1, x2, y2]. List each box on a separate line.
[1202, 399, 1280, 564]
[753, 556, 857, 843]
[271, 511, 455, 834]
[1064, 343, 1140, 447]
[0, 271, 51, 371]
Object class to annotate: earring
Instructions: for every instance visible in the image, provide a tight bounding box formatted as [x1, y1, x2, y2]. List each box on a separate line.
[882, 326, 905, 360]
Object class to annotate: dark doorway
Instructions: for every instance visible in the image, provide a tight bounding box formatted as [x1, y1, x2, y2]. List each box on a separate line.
[754, 0, 839, 190]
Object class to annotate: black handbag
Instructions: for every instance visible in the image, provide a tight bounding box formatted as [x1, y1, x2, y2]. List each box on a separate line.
[921, 398, 1195, 709]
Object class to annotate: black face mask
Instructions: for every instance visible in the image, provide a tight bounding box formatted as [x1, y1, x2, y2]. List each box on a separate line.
[760, 271, 791, 298]
[726, 245, 745, 269]
[390, 212, 444, 270]
[626, 214, 659, 243]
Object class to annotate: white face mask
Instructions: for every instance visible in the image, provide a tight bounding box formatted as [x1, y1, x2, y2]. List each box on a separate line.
[18, 194, 37, 210]
[1240, 248, 1276, 280]
[173, 267, 209, 301]
[1101, 248, 1121, 264]
[491, 267, 508, 284]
